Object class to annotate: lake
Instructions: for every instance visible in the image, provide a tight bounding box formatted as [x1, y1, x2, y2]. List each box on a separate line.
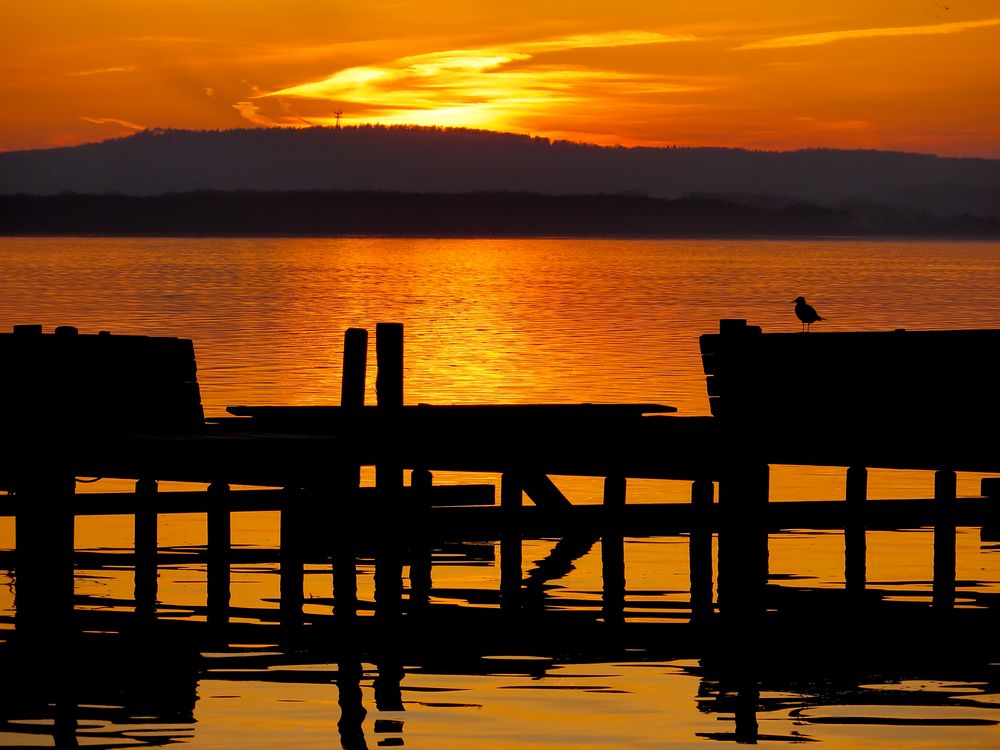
[0, 236, 998, 747]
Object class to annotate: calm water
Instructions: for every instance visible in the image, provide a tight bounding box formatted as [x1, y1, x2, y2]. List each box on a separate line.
[0, 237, 998, 747]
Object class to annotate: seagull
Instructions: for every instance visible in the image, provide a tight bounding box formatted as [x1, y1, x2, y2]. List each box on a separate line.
[792, 296, 824, 332]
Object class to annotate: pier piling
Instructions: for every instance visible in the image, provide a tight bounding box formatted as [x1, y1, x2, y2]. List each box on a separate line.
[689, 478, 715, 622]
[500, 472, 523, 613]
[845, 466, 868, 597]
[374, 322, 404, 623]
[932, 469, 957, 610]
[134, 478, 158, 615]
[279, 486, 305, 627]
[207, 481, 231, 624]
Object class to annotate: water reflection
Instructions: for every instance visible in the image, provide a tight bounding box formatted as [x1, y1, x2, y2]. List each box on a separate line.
[0, 527, 996, 748]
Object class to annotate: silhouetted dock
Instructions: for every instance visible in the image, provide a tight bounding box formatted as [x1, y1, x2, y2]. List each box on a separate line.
[1, 320, 998, 641]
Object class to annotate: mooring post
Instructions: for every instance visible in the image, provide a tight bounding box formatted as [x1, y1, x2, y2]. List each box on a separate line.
[341, 327, 369, 489]
[331, 327, 367, 625]
[15, 468, 76, 636]
[134, 478, 158, 615]
[932, 469, 957, 610]
[717, 463, 769, 622]
[982, 477, 1000, 542]
[500, 471, 523, 613]
[280, 486, 305, 628]
[342, 328, 369, 409]
[845, 465, 868, 597]
[207, 481, 231, 623]
[689, 478, 715, 622]
[409, 467, 434, 612]
[374, 322, 404, 624]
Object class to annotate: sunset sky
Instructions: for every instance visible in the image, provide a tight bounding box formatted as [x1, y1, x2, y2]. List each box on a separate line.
[3, 1, 998, 156]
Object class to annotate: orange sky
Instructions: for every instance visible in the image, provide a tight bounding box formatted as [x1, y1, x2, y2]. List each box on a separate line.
[2, 1, 998, 156]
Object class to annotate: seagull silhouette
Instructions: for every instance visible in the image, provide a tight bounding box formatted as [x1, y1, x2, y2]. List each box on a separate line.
[792, 296, 824, 332]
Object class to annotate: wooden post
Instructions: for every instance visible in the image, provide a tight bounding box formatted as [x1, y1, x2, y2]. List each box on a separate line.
[341, 327, 369, 409]
[932, 469, 956, 610]
[207, 482, 231, 623]
[375, 322, 403, 412]
[15, 469, 75, 636]
[279, 486, 305, 628]
[982, 477, 1000, 542]
[845, 466, 867, 597]
[332, 327, 366, 624]
[374, 322, 404, 624]
[689, 478, 714, 622]
[601, 474, 626, 625]
[409, 468, 433, 612]
[332, 539, 359, 624]
[134, 478, 158, 615]
[500, 471, 522, 613]
[717, 463, 769, 622]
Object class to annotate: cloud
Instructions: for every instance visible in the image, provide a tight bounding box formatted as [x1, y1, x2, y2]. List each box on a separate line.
[239, 30, 704, 132]
[205, 87, 216, 98]
[79, 116, 145, 130]
[69, 65, 137, 77]
[739, 17, 1000, 50]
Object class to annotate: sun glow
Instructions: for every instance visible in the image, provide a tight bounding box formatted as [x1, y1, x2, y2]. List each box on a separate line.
[247, 31, 698, 136]
[2, 2, 999, 155]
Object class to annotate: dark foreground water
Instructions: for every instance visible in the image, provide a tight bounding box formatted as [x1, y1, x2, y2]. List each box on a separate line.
[0, 237, 997, 747]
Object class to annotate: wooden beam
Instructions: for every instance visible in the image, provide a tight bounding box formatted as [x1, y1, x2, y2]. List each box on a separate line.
[520, 473, 572, 510]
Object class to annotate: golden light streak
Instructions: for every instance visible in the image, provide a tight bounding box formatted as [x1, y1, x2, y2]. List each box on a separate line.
[79, 116, 146, 131]
[739, 17, 1000, 50]
[253, 31, 702, 134]
[69, 65, 138, 77]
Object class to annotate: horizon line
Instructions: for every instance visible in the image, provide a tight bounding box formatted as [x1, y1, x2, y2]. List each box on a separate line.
[2, 123, 995, 162]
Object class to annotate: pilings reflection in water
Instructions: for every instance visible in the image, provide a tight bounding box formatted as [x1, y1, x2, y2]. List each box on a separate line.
[4, 474, 998, 748]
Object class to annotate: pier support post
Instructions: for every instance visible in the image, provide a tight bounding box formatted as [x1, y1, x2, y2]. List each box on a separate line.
[342, 328, 369, 409]
[134, 478, 158, 616]
[332, 327, 367, 625]
[689, 478, 715, 622]
[15, 469, 76, 636]
[332, 473, 360, 624]
[601, 474, 626, 626]
[500, 471, 522, 613]
[932, 469, 956, 610]
[717, 463, 769, 623]
[409, 468, 433, 613]
[374, 322, 404, 625]
[982, 477, 1000, 542]
[845, 466, 868, 598]
[207, 482, 231, 624]
[280, 486, 305, 628]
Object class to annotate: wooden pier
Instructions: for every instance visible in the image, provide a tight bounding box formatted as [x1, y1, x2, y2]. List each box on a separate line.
[1, 320, 998, 641]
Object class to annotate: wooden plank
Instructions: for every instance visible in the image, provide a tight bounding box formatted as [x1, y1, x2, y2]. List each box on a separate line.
[0, 484, 498, 517]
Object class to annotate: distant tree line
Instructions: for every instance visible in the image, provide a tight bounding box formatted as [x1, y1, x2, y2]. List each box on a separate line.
[0, 191, 996, 238]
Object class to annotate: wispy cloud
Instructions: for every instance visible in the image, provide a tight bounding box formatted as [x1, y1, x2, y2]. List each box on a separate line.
[80, 116, 145, 131]
[242, 30, 702, 131]
[739, 17, 1000, 50]
[69, 65, 137, 77]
